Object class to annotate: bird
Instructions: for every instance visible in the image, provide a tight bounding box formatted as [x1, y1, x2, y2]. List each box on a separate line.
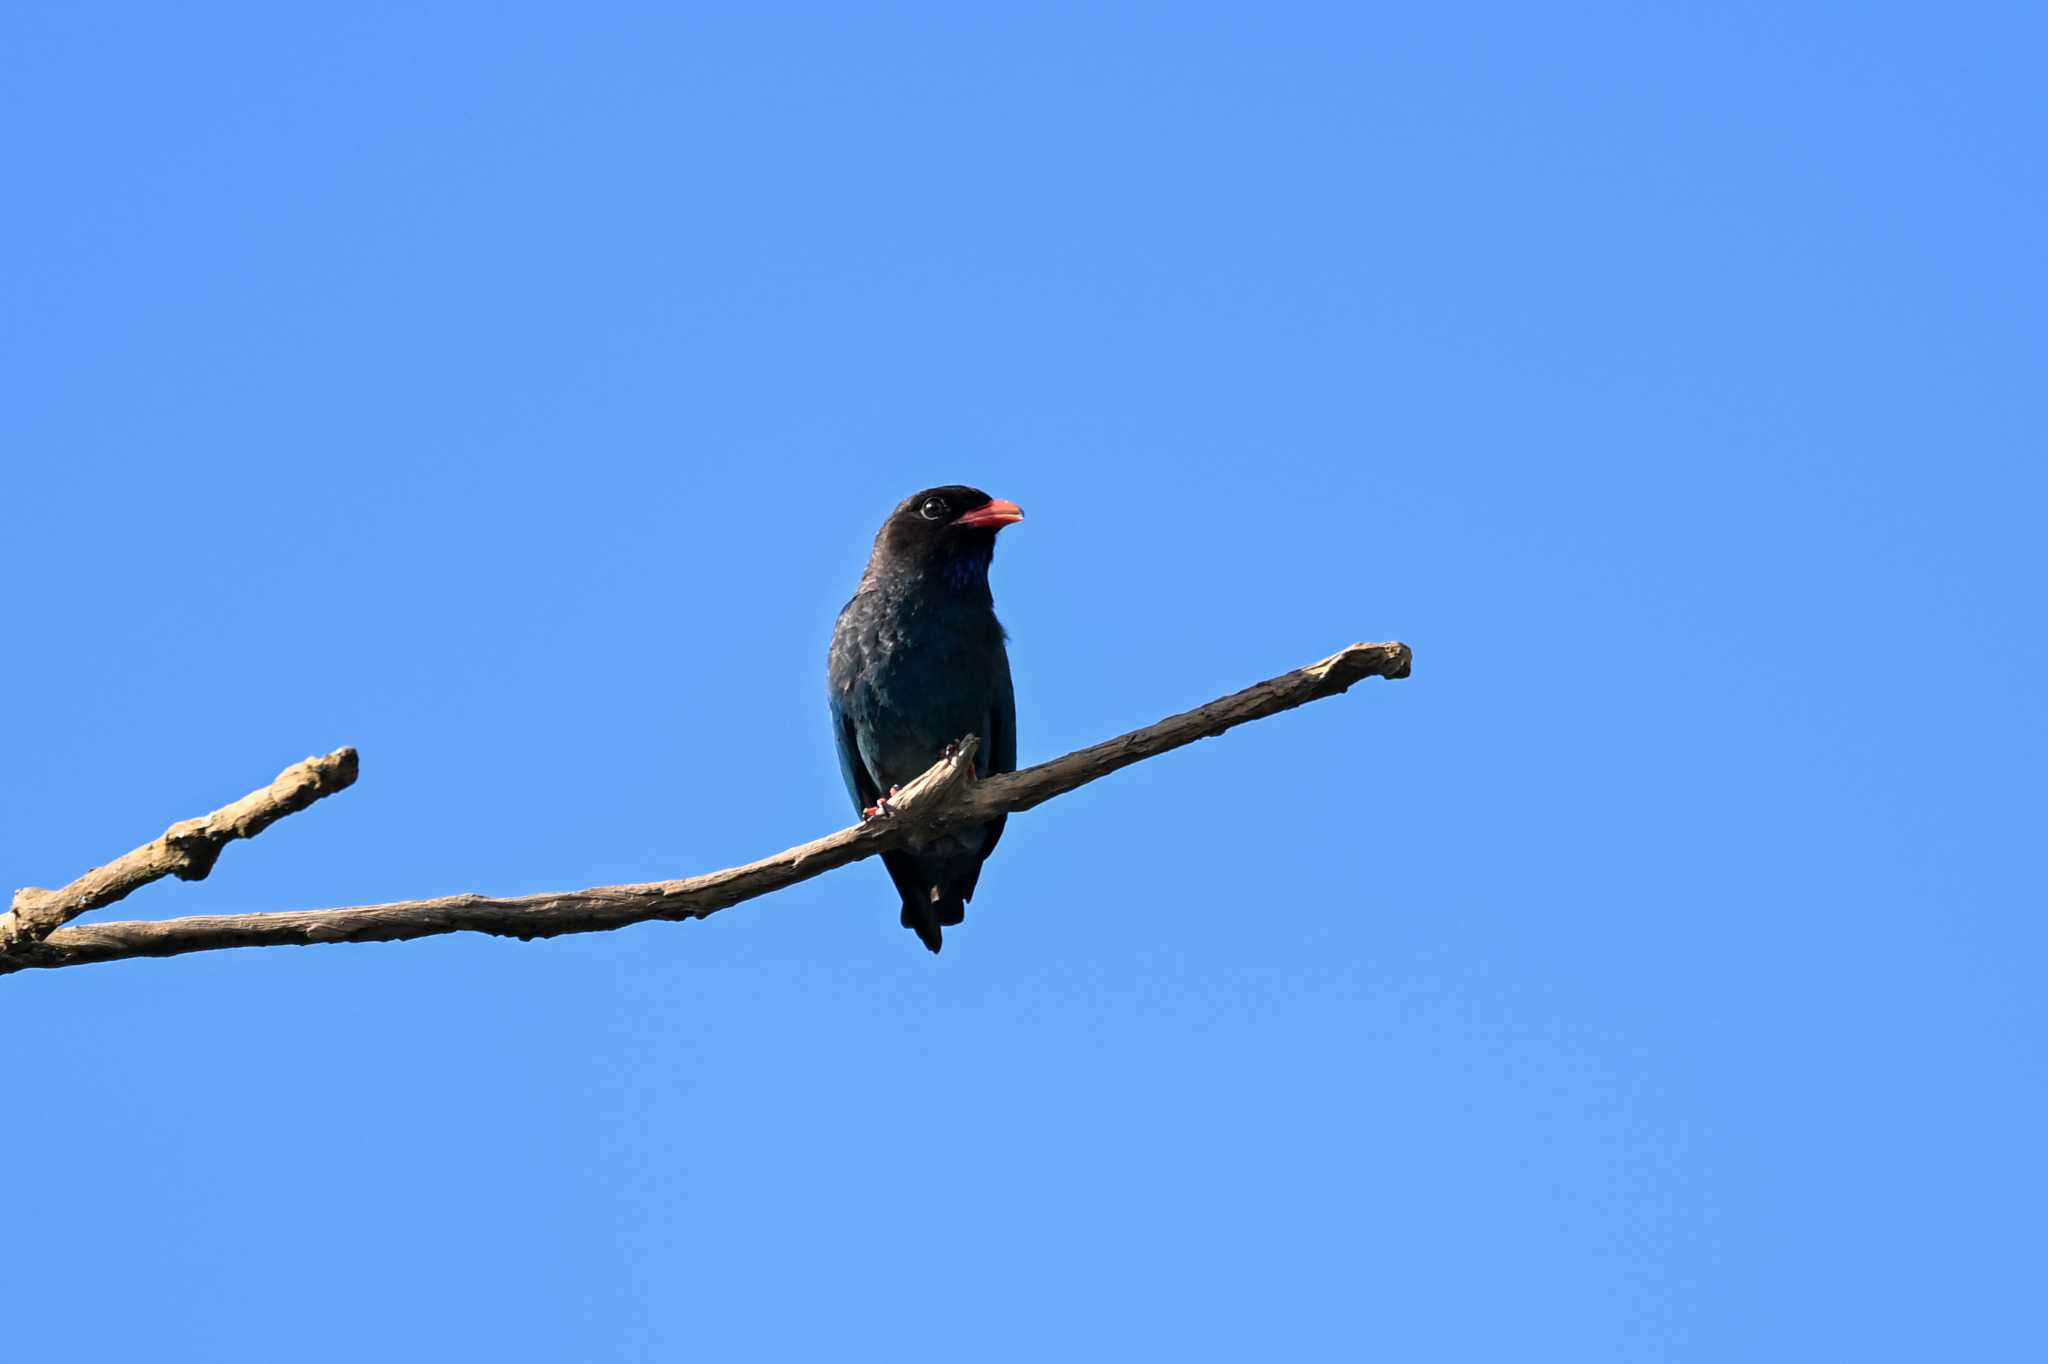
[828, 485, 1023, 952]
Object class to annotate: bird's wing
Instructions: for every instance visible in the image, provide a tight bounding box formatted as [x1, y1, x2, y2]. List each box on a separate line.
[831, 685, 933, 909]
[829, 689, 880, 817]
[964, 653, 1017, 876]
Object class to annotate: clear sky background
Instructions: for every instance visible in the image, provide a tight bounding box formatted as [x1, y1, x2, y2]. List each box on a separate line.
[5, 4, 2041, 1360]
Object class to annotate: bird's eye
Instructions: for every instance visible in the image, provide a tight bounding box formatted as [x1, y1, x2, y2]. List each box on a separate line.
[920, 496, 949, 521]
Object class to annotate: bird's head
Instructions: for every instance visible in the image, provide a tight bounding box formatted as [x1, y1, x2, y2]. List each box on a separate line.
[865, 485, 1025, 591]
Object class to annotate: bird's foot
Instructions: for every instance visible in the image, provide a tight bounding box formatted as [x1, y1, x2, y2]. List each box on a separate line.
[862, 785, 903, 821]
[941, 740, 959, 759]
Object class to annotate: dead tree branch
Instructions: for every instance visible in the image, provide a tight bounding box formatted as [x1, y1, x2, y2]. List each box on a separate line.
[1, 642, 1408, 976]
[1, 747, 358, 950]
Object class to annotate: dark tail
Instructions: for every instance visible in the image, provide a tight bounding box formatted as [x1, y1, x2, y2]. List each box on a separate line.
[900, 888, 968, 954]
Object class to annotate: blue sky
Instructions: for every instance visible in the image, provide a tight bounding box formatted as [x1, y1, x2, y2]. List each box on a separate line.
[4, 4, 2041, 1359]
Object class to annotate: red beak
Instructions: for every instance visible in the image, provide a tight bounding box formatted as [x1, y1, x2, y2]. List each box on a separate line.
[951, 497, 1025, 530]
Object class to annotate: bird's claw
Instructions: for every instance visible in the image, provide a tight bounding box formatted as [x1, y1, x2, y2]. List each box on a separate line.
[863, 785, 904, 821]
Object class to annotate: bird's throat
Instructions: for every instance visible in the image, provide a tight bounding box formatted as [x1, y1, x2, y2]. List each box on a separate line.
[937, 552, 992, 594]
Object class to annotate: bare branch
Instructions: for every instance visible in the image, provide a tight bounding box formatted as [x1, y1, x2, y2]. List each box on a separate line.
[2, 747, 359, 950]
[0, 642, 1408, 976]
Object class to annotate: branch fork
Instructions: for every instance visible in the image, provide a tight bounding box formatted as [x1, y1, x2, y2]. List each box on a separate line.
[2, 747, 358, 950]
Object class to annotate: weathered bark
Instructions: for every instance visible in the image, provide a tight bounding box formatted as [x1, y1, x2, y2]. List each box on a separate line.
[1, 748, 358, 949]
[2, 642, 1409, 976]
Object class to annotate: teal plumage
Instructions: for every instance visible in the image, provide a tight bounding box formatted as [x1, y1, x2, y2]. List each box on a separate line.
[827, 486, 1022, 952]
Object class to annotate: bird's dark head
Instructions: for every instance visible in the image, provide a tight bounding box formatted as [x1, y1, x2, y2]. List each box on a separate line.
[865, 485, 1025, 593]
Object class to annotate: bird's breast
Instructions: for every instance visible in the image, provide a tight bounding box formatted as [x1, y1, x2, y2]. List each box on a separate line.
[841, 598, 1007, 783]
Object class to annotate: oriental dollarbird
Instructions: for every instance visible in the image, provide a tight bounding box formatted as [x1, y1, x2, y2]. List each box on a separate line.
[827, 486, 1023, 952]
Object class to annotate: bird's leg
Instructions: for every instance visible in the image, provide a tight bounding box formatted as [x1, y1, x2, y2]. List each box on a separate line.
[862, 786, 903, 821]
